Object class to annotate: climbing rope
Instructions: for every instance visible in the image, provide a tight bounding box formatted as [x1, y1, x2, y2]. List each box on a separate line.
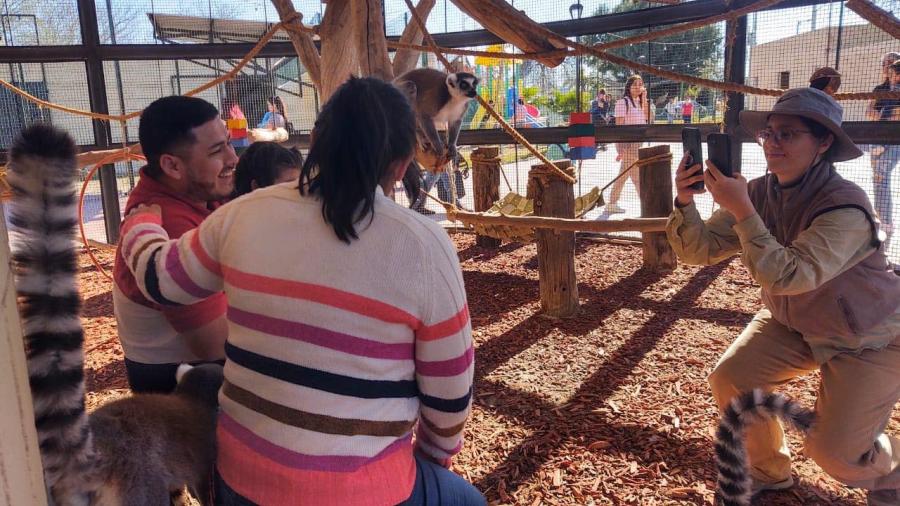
[78, 151, 147, 281]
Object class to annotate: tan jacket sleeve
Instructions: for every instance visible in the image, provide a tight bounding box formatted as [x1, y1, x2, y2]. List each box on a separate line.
[733, 208, 875, 296]
[666, 201, 742, 265]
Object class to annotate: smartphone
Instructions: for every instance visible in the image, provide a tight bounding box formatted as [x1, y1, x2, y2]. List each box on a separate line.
[706, 133, 733, 178]
[681, 128, 703, 190]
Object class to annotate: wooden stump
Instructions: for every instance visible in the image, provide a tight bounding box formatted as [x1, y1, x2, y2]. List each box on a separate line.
[527, 159, 579, 318]
[472, 147, 501, 249]
[638, 145, 677, 272]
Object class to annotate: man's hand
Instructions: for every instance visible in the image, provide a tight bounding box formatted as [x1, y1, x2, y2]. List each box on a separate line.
[128, 203, 162, 219]
[704, 161, 755, 222]
[675, 152, 705, 207]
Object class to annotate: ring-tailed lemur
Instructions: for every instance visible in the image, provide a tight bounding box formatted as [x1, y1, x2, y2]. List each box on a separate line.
[395, 68, 479, 164]
[715, 389, 816, 506]
[9, 124, 223, 506]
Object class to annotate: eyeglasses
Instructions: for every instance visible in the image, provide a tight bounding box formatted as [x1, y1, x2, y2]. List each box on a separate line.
[755, 128, 813, 146]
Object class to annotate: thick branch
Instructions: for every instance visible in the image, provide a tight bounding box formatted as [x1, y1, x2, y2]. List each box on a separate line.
[845, 0, 900, 40]
[352, 0, 394, 80]
[270, 0, 322, 91]
[392, 0, 437, 76]
[319, 0, 358, 101]
[450, 210, 669, 234]
[449, 0, 567, 67]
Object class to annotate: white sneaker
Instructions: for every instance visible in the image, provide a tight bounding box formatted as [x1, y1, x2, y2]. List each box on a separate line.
[751, 476, 794, 497]
[605, 203, 626, 215]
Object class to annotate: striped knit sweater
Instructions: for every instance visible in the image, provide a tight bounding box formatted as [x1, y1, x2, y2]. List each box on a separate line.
[120, 182, 473, 505]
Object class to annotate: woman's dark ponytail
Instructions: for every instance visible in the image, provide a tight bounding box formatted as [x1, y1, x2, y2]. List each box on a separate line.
[300, 77, 416, 243]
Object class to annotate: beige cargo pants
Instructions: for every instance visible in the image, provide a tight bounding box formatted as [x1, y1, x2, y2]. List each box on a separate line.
[709, 309, 900, 491]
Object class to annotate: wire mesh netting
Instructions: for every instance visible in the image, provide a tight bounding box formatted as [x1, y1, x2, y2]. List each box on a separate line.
[746, 1, 899, 119]
[101, 56, 318, 181]
[0, 62, 95, 149]
[398, 140, 900, 266]
[383, 0, 708, 37]
[94, 0, 325, 44]
[1, 1, 81, 45]
[1, 0, 898, 260]
[104, 57, 318, 145]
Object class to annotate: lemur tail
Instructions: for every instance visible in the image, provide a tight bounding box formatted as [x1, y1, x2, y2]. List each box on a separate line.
[715, 388, 815, 506]
[8, 124, 95, 504]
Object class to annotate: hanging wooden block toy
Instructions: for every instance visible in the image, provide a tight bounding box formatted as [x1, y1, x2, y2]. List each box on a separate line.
[567, 112, 596, 161]
[227, 118, 250, 149]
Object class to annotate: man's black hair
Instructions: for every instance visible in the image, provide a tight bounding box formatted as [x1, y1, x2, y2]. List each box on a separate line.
[139, 96, 220, 178]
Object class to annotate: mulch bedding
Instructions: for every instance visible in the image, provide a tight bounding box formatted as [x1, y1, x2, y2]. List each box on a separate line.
[78, 234, 896, 505]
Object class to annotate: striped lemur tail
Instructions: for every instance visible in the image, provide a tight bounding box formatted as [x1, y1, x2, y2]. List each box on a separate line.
[8, 124, 94, 501]
[715, 389, 816, 506]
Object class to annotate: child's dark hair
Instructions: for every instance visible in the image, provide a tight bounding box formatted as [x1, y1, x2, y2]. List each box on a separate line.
[809, 77, 831, 91]
[139, 96, 220, 178]
[300, 77, 416, 243]
[623, 75, 643, 111]
[270, 95, 286, 117]
[231, 142, 302, 198]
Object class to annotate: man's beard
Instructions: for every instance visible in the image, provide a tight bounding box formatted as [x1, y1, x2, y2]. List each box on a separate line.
[185, 174, 231, 202]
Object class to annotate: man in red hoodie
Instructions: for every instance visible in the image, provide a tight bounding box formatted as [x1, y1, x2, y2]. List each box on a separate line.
[113, 95, 238, 393]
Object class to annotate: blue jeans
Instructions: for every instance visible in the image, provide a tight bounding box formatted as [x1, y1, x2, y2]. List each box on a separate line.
[398, 456, 486, 506]
[415, 172, 463, 208]
[874, 145, 899, 226]
[124, 357, 225, 394]
[213, 456, 485, 505]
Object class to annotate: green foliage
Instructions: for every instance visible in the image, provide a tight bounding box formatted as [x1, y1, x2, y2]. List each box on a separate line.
[521, 86, 541, 102]
[531, 89, 593, 116]
[582, 0, 723, 104]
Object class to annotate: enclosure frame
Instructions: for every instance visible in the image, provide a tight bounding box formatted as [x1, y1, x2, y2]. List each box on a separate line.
[0, 0, 898, 242]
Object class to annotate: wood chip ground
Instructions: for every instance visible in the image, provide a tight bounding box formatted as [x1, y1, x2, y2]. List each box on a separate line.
[80, 234, 891, 505]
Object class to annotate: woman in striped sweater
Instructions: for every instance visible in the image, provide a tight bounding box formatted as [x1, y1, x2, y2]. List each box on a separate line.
[121, 77, 484, 506]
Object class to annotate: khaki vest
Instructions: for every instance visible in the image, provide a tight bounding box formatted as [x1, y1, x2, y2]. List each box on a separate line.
[747, 160, 900, 338]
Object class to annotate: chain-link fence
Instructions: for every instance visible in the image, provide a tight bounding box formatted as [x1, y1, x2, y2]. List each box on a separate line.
[1, 0, 898, 258]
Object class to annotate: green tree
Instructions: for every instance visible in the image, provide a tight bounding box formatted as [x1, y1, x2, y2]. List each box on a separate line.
[582, 0, 722, 107]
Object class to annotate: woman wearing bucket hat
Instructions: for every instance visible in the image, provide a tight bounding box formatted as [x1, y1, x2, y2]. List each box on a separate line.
[666, 87, 900, 505]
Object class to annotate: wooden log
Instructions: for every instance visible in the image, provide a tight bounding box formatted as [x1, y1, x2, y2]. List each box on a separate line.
[319, 0, 357, 101]
[528, 159, 578, 318]
[352, 0, 394, 81]
[392, 0, 437, 77]
[471, 147, 501, 249]
[449, 0, 567, 67]
[0, 204, 49, 506]
[638, 145, 677, 271]
[270, 0, 323, 92]
[76, 143, 143, 167]
[846, 0, 900, 41]
[452, 210, 668, 234]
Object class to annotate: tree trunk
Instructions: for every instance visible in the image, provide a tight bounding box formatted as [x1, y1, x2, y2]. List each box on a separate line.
[528, 159, 579, 317]
[449, 0, 567, 67]
[319, 0, 358, 101]
[270, 0, 322, 92]
[472, 147, 501, 249]
[352, 0, 394, 81]
[638, 145, 677, 272]
[392, 0, 437, 77]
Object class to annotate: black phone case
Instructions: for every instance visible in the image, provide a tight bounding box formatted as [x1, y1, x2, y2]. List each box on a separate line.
[707, 133, 733, 178]
[681, 128, 703, 190]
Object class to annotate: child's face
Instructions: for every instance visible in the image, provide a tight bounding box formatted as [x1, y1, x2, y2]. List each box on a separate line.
[891, 69, 900, 86]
